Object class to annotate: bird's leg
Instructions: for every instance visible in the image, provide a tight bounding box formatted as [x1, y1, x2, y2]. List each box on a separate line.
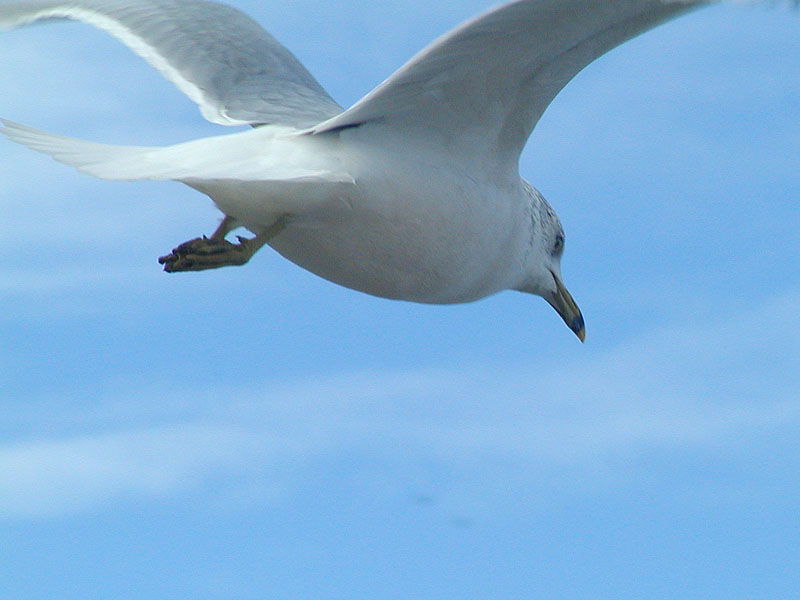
[209, 215, 238, 240]
[158, 216, 287, 272]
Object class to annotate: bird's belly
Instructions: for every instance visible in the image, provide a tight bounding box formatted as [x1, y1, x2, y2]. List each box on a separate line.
[268, 200, 516, 304]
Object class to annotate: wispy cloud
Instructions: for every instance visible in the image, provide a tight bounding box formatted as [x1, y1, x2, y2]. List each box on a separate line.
[0, 265, 155, 295]
[2, 288, 798, 520]
[0, 424, 262, 518]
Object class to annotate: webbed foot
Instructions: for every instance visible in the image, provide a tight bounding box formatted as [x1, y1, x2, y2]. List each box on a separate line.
[158, 236, 253, 272]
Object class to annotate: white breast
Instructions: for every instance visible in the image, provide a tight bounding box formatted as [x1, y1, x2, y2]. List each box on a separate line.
[266, 130, 532, 304]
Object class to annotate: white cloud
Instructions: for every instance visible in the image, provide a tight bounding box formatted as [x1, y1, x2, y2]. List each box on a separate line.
[1, 2, 798, 523]
[0, 265, 153, 295]
[0, 424, 263, 519]
[2, 288, 798, 520]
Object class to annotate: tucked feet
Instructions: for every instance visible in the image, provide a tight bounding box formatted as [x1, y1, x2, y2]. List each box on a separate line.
[158, 235, 254, 272]
[159, 216, 287, 273]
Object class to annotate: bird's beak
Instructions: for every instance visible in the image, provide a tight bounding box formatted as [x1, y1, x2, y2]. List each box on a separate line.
[546, 272, 585, 342]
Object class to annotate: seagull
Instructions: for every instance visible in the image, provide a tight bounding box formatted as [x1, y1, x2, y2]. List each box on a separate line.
[0, 1, 792, 341]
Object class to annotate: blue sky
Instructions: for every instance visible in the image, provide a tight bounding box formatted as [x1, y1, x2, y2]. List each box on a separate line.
[1, 1, 799, 598]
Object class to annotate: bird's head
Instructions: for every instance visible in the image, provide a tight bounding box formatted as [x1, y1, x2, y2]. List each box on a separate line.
[516, 182, 585, 342]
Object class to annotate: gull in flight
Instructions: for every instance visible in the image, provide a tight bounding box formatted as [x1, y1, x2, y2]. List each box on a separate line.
[0, 1, 793, 340]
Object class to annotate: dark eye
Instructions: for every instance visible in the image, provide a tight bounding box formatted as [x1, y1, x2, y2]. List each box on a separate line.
[553, 234, 564, 255]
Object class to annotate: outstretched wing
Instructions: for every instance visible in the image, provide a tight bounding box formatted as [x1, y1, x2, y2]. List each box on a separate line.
[0, 0, 343, 127]
[314, 0, 706, 168]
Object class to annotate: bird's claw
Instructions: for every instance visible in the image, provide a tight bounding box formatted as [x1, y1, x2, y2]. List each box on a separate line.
[158, 236, 250, 272]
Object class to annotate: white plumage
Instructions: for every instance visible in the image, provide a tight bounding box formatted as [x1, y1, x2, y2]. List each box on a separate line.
[1, 0, 793, 339]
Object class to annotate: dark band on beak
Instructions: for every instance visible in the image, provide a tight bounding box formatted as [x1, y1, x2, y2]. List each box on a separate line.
[546, 271, 585, 342]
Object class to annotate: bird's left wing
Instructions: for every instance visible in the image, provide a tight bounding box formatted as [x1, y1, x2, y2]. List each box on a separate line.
[314, 0, 706, 171]
[0, 0, 343, 127]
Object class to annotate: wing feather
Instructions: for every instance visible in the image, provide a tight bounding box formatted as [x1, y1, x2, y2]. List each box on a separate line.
[314, 0, 707, 169]
[0, 0, 343, 127]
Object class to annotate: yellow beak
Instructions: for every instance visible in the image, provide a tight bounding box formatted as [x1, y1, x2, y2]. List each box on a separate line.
[546, 273, 585, 342]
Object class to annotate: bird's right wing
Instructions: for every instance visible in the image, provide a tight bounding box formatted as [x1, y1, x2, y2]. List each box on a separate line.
[0, 0, 343, 127]
[313, 0, 708, 173]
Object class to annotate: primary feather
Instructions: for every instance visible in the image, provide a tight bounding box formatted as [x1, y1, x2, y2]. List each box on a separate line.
[1, 0, 794, 336]
[0, 0, 342, 126]
[314, 0, 706, 169]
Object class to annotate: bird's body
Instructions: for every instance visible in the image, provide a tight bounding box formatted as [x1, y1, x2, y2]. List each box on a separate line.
[193, 123, 534, 304]
[2, 0, 794, 339]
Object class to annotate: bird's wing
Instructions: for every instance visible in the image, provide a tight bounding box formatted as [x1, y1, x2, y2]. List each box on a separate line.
[313, 0, 707, 171]
[0, 0, 343, 127]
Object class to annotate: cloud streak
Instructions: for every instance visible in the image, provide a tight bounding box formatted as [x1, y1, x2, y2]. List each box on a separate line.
[0, 424, 262, 518]
[2, 288, 798, 520]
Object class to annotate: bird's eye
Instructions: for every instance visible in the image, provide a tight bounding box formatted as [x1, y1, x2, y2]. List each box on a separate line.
[553, 234, 564, 255]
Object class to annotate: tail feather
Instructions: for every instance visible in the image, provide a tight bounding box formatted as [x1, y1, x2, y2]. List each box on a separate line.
[0, 119, 354, 183]
[0, 119, 159, 180]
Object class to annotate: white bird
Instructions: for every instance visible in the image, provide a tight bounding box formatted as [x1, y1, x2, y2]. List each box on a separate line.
[0, 0, 793, 340]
